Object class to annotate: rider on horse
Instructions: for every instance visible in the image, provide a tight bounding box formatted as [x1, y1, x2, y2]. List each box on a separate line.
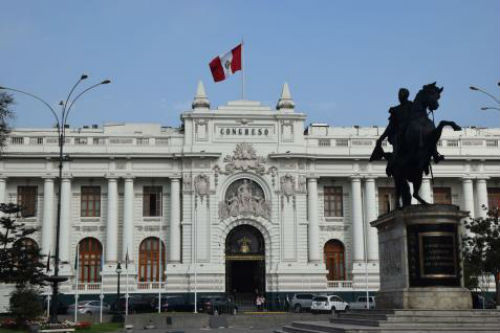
[371, 83, 462, 208]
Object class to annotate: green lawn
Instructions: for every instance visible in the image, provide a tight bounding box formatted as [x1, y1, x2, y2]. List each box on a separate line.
[0, 322, 123, 333]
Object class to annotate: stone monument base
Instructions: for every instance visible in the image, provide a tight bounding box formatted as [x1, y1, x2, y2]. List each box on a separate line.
[377, 287, 472, 310]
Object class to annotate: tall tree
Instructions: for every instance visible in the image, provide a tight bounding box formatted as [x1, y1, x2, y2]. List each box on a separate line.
[0, 203, 46, 287]
[463, 205, 500, 307]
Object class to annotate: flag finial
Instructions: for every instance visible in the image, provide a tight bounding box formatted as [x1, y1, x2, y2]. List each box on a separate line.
[192, 80, 210, 109]
[277, 82, 295, 111]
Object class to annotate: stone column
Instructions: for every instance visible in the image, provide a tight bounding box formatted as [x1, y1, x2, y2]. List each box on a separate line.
[462, 178, 475, 218]
[420, 177, 433, 204]
[42, 177, 55, 256]
[307, 177, 321, 262]
[122, 177, 134, 262]
[364, 178, 378, 261]
[0, 178, 5, 204]
[351, 177, 364, 262]
[169, 178, 181, 263]
[59, 177, 72, 263]
[106, 177, 118, 263]
[475, 178, 488, 219]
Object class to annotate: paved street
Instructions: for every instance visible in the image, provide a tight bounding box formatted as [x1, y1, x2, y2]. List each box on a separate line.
[131, 329, 277, 333]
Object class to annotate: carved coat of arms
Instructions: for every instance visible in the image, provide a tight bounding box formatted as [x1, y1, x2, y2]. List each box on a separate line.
[223, 143, 266, 174]
[194, 174, 210, 198]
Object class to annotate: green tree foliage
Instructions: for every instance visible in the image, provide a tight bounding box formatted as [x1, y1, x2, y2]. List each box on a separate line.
[0, 203, 46, 287]
[463, 205, 500, 307]
[9, 287, 43, 324]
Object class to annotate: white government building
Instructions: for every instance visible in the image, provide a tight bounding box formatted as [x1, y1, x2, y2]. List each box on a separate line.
[1, 82, 499, 308]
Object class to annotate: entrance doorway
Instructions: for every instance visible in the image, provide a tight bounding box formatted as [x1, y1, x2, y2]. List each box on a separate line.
[225, 225, 265, 309]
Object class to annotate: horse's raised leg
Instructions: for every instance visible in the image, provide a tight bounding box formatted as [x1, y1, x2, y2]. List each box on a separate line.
[411, 175, 429, 205]
[428, 121, 462, 163]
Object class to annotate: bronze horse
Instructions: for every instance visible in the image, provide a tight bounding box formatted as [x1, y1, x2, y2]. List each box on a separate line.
[370, 83, 462, 208]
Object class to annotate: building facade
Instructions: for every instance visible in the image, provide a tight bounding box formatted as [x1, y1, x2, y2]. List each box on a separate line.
[1, 82, 499, 308]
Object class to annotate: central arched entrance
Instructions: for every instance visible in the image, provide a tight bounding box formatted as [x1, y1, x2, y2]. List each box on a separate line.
[226, 224, 265, 303]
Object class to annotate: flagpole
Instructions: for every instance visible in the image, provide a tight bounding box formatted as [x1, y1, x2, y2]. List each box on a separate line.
[241, 38, 245, 100]
[74, 244, 79, 323]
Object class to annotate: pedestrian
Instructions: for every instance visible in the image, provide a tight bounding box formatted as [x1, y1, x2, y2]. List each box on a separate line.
[256, 295, 262, 311]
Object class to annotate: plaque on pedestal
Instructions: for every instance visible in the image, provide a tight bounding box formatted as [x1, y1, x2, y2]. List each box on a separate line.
[371, 204, 472, 310]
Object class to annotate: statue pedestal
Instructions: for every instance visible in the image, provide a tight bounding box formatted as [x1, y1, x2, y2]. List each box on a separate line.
[371, 204, 472, 310]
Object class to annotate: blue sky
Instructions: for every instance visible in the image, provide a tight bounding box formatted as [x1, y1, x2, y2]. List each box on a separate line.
[1, 1, 499, 129]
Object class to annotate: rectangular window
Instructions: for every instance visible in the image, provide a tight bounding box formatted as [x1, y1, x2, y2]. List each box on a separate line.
[433, 187, 452, 204]
[81, 186, 101, 217]
[324, 186, 343, 217]
[487, 188, 500, 210]
[17, 186, 37, 217]
[378, 187, 395, 215]
[143, 186, 162, 217]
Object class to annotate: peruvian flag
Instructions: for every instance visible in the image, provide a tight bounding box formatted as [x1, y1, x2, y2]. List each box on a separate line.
[209, 44, 242, 82]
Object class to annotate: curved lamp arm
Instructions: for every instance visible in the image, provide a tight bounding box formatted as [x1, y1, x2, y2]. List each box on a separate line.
[62, 74, 88, 114]
[470, 86, 500, 105]
[0, 86, 60, 128]
[63, 80, 110, 125]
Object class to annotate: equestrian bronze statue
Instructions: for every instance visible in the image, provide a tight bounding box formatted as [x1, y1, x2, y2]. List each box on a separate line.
[370, 82, 462, 208]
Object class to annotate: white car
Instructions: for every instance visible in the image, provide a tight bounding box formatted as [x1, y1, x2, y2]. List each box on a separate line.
[349, 296, 376, 310]
[311, 295, 349, 313]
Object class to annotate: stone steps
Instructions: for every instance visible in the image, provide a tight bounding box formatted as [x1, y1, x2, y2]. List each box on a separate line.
[279, 320, 500, 333]
[276, 310, 500, 333]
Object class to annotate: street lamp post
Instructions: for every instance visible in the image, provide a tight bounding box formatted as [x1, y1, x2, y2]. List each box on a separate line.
[469, 83, 500, 125]
[112, 262, 124, 323]
[0, 75, 110, 323]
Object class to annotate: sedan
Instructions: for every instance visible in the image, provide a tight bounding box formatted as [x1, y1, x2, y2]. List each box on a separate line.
[68, 300, 110, 315]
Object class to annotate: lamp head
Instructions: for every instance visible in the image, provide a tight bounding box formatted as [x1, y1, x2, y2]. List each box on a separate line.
[101, 80, 111, 85]
[116, 262, 122, 273]
[80, 74, 88, 80]
[469, 86, 478, 91]
[59, 101, 64, 106]
[480, 107, 488, 110]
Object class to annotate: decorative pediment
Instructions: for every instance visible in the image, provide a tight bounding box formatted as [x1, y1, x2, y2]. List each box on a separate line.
[222, 143, 266, 175]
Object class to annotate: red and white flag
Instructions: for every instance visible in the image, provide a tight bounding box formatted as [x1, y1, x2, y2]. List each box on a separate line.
[209, 44, 242, 82]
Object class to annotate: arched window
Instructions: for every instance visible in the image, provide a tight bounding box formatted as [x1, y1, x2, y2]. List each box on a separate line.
[138, 237, 165, 282]
[324, 240, 345, 281]
[78, 238, 102, 283]
[14, 238, 39, 250]
[14, 238, 39, 261]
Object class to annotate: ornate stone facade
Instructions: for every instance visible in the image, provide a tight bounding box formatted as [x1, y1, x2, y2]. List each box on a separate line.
[0, 83, 498, 311]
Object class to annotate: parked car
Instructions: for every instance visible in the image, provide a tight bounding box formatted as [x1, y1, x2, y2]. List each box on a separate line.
[151, 295, 194, 312]
[199, 296, 238, 315]
[290, 293, 315, 312]
[349, 296, 376, 310]
[68, 300, 111, 315]
[311, 295, 349, 313]
[116, 295, 155, 313]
